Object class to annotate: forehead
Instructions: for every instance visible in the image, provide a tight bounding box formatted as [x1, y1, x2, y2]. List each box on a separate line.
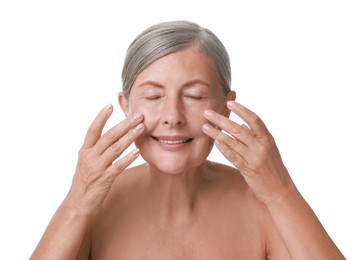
[131, 47, 220, 90]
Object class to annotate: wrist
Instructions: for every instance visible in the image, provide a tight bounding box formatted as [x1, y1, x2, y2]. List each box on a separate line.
[62, 190, 100, 222]
[264, 183, 300, 210]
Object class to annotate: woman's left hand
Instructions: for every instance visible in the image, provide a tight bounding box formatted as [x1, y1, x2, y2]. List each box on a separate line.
[202, 101, 296, 205]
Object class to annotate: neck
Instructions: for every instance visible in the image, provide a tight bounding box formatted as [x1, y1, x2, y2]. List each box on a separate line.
[146, 162, 207, 227]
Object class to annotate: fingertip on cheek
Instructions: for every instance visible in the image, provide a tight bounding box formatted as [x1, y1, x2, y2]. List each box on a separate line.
[227, 101, 236, 109]
[132, 113, 143, 121]
[203, 110, 214, 118]
[202, 123, 212, 133]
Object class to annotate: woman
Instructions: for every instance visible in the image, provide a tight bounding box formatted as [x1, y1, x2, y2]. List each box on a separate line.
[31, 21, 345, 259]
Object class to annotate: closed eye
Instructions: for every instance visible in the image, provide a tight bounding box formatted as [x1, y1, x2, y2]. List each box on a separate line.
[145, 95, 162, 100]
[184, 95, 203, 100]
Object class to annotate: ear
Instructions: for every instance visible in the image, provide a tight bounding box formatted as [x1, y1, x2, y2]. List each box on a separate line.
[223, 91, 236, 118]
[118, 92, 130, 118]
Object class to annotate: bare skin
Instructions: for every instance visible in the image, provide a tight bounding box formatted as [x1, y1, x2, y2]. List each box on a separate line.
[86, 162, 289, 260]
[31, 48, 345, 260]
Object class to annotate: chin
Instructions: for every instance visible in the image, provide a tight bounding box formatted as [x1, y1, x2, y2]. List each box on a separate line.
[140, 151, 208, 175]
[158, 163, 198, 175]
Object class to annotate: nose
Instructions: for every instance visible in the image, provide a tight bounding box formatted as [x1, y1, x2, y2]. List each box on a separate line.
[161, 95, 185, 127]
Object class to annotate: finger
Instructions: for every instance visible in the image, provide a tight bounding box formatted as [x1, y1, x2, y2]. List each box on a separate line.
[202, 123, 248, 155]
[100, 123, 145, 166]
[108, 148, 140, 177]
[214, 139, 246, 170]
[227, 101, 271, 137]
[203, 110, 253, 146]
[82, 104, 113, 149]
[95, 113, 143, 155]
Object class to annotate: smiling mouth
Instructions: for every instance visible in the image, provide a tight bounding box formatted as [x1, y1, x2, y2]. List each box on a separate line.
[151, 136, 193, 144]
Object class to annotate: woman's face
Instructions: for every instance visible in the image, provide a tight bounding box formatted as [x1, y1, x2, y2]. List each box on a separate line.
[120, 47, 234, 174]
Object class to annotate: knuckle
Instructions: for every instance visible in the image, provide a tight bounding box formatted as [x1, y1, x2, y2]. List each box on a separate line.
[87, 124, 98, 136]
[229, 138, 239, 148]
[110, 141, 125, 154]
[78, 147, 91, 160]
[251, 144, 270, 168]
[257, 143, 269, 158]
[231, 124, 242, 135]
[229, 153, 243, 169]
[250, 156, 262, 171]
[261, 137, 275, 153]
[78, 147, 85, 157]
[104, 129, 116, 141]
[113, 160, 128, 172]
[229, 153, 239, 164]
[250, 113, 261, 124]
[226, 149, 239, 163]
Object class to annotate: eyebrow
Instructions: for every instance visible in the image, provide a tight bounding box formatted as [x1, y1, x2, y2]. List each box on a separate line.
[136, 79, 211, 89]
[136, 81, 164, 89]
[184, 79, 211, 88]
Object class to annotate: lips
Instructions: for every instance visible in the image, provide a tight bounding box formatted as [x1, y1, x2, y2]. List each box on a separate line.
[151, 136, 193, 144]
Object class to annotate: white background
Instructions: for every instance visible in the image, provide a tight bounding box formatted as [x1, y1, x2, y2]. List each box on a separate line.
[0, 0, 361, 259]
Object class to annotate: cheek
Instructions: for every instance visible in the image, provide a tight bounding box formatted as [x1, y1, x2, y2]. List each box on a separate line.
[187, 109, 207, 128]
[128, 105, 158, 132]
[188, 100, 224, 121]
[186, 105, 220, 134]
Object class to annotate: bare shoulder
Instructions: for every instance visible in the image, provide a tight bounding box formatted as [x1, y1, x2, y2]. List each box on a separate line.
[205, 161, 290, 258]
[204, 160, 269, 220]
[76, 165, 148, 259]
[203, 160, 249, 192]
[204, 160, 242, 180]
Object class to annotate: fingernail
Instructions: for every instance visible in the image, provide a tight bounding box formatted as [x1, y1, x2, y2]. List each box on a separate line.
[204, 110, 213, 117]
[132, 148, 140, 156]
[202, 123, 212, 132]
[227, 101, 236, 108]
[135, 123, 144, 131]
[104, 104, 112, 111]
[133, 113, 143, 121]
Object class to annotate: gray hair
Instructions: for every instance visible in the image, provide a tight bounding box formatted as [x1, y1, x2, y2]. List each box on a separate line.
[121, 21, 231, 99]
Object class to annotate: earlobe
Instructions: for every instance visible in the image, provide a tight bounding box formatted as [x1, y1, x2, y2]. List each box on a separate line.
[224, 91, 236, 118]
[118, 92, 130, 117]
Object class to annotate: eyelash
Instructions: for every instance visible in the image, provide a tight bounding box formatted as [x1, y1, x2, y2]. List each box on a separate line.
[145, 95, 162, 100]
[185, 95, 203, 100]
[144, 95, 203, 101]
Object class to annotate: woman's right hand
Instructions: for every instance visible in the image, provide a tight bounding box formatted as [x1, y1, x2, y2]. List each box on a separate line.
[66, 104, 144, 217]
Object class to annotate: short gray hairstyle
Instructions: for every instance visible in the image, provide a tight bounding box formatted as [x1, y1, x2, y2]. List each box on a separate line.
[121, 21, 231, 99]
